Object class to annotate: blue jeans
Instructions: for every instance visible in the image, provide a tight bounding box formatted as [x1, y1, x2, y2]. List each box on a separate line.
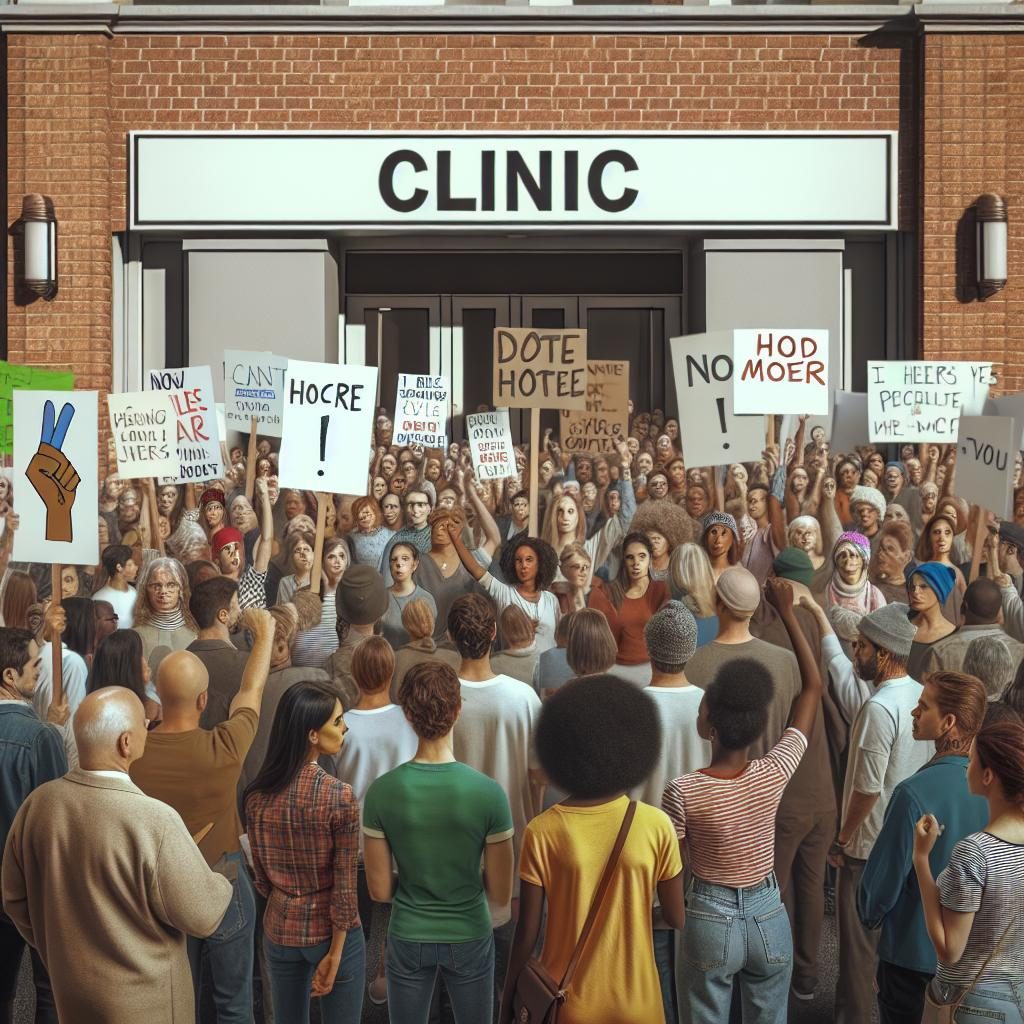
[387, 933, 495, 1024]
[678, 872, 793, 1024]
[264, 927, 365, 1024]
[931, 979, 1024, 1024]
[187, 853, 256, 1023]
[654, 926, 679, 1024]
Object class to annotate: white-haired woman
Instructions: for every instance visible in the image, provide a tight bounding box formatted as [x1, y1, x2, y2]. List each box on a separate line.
[132, 557, 198, 677]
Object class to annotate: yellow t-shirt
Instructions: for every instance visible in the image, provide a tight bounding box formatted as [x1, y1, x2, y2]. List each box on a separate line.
[519, 796, 682, 1024]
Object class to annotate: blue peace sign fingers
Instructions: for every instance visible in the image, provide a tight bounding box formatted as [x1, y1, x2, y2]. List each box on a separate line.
[39, 401, 75, 451]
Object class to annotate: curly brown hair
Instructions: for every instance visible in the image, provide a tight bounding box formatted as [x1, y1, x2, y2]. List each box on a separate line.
[398, 661, 462, 740]
[447, 592, 497, 660]
[630, 499, 694, 551]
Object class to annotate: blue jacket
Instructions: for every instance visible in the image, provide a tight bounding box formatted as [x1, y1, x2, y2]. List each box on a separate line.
[857, 754, 988, 974]
[0, 702, 68, 872]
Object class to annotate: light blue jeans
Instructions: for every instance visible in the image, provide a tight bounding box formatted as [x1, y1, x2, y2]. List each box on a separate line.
[931, 978, 1024, 1024]
[678, 872, 793, 1024]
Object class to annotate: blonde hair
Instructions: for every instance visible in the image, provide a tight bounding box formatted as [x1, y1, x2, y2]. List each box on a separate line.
[400, 598, 435, 643]
[669, 543, 717, 618]
[499, 605, 536, 649]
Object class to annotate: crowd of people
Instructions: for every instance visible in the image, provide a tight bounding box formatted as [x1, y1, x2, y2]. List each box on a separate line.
[0, 403, 1022, 1024]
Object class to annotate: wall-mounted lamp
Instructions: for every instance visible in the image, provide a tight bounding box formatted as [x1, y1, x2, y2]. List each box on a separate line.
[975, 193, 1007, 300]
[21, 194, 57, 300]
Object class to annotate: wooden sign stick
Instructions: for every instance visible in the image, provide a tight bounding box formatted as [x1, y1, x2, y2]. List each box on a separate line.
[528, 408, 540, 537]
[969, 507, 989, 584]
[49, 564, 64, 709]
[311, 492, 328, 597]
[766, 415, 776, 451]
[245, 416, 258, 501]
[192, 823, 214, 846]
[144, 478, 165, 556]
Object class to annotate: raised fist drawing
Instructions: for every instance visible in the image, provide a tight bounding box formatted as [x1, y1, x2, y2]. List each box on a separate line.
[26, 400, 79, 543]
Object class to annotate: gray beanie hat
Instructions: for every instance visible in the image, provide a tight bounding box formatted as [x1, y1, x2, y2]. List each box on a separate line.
[857, 602, 918, 659]
[850, 486, 887, 521]
[644, 600, 698, 667]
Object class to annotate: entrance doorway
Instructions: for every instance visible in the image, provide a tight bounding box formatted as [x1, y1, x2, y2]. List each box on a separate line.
[345, 293, 682, 439]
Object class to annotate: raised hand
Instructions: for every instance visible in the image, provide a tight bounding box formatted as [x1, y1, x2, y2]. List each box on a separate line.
[25, 400, 79, 542]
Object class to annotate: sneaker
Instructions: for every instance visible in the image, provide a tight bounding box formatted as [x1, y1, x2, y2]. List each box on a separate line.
[368, 976, 388, 1005]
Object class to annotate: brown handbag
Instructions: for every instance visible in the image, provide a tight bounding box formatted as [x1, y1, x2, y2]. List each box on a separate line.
[511, 801, 637, 1024]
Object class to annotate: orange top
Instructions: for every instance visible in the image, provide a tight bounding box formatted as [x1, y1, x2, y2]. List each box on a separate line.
[588, 581, 669, 665]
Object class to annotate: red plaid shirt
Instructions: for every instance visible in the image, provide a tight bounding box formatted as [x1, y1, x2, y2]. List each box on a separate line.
[246, 763, 360, 946]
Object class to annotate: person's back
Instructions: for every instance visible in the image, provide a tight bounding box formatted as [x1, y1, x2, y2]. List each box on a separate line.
[334, 706, 417, 807]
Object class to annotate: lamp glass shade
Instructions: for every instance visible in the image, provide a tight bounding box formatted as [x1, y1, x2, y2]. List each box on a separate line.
[978, 219, 1008, 283]
[24, 220, 53, 284]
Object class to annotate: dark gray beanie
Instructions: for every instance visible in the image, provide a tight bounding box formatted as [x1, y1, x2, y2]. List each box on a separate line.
[644, 600, 698, 667]
[858, 602, 918, 659]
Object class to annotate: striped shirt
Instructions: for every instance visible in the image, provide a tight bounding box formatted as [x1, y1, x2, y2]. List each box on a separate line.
[937, 832, 1024, 987]
[661, 728, 807, 888]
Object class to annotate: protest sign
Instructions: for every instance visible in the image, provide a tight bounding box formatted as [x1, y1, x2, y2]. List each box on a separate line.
[867, 361, 995, 443]
[13, 389, 99, 565]
[955, 415, 1016, 518]
[733, 330, 829, 416]
[493, 328, 587, 410]
[669, 331, 765, 467]
[279, 359, 379, 494]
[560, 361, 629, 454]
[0, 362, 75, 454]
[829, 391, 870, 456]
[106, 391, 177, 480]
[990, 393, 1024, 449]
[147, 365, 224, 483]
[394, 374, 449, 449]
[466, 409, 517, 481]
[223, 350, 287, 437]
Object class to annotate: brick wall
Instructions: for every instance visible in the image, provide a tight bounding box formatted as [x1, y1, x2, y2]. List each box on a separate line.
[7, 30, 910, 397]
[920, 33, 1024, 393]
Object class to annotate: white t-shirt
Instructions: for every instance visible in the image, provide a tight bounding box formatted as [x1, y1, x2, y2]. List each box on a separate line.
[454, 674, 542, 888]
[480, 573, 560, 654]
[92, 585, 138, 629]
[633, 685, 710, 808]
[33, 642, 88, 723]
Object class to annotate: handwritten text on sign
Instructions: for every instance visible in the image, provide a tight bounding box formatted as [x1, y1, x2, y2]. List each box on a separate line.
[733, 329, 830, 416]
[224, 350, 287, 437]
[867, 361, 995, 443]
[107, 391, 177, 479]
[493, 329, 587, 409]
[560, 360, 629, 454]
[466, 409, 518, 481]
[278, 359, 379, 495]
[394, 374, 449, 449]
[955, 415, 1016, 517]
[147, 366, 224, 483]
[669, 331, 766, 467]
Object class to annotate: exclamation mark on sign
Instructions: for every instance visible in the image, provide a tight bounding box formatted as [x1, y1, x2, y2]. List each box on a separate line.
[317, 416, 328, 477]
[717, 398, 730, 451]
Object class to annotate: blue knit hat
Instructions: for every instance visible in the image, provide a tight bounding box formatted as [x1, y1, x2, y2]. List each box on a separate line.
[910, 562, 956, 605]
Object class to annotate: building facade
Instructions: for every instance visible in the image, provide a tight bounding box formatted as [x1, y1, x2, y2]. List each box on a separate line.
[2, 2, 1022, 431]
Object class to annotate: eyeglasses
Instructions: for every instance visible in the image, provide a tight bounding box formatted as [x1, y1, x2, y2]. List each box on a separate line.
[147, 581, 180, 593]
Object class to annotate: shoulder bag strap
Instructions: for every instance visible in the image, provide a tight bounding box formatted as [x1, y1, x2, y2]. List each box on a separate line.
[559, 800, 637, 991]
[953, 916, 1016, 1009]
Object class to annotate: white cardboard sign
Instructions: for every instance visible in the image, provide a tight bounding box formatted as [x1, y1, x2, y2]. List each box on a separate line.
[146, 365, 224, 483]
[106, 391, 177, 480]
[223, 350, 287, 437]
[733, 329, 829, 415]
[669, 331, 765, 467]
[868, 361, 995, 443]
[955, 415, 1016, 516]
[13, 390, 99, 565]
[829, 391, 871, 456]
[394, 374, 449, 449]
[990, 392, 1024, 450]
[278, 359, 379, 494]
[466, 409, 518, 481]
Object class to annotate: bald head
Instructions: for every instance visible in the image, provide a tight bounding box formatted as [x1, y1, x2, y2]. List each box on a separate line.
[74, 687, 147, 771]
[155, 650, 210, 712]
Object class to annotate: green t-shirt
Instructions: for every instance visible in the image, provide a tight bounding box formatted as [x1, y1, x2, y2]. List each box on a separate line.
[362, 761, 514, 942]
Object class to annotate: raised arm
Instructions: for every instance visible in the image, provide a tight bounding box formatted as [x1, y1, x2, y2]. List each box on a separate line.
[252, 477, 274, 574]
[764, 578, 823, 739]
[447, 517, 487, 582]
[228, 608, 274, 717]
[462, 467, 501, 558]
[767, 493, 787, 553]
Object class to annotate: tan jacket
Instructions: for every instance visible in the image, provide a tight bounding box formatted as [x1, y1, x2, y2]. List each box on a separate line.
[2, 769, 232, 1024]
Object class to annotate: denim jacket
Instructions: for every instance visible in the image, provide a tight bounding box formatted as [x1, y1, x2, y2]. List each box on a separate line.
[0, 702, 68, 865]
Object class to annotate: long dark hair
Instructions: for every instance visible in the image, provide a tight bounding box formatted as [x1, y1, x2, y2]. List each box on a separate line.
[244, 681, 340, 805]
[88, 629, 147, 705]
[63, 597, 96, 660]
[606, 532, 653, 610]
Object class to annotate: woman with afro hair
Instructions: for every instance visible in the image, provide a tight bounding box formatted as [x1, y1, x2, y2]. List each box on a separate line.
[499, 675, 684, 1024]
[447, 528, 562, 653]
[661, 578, 824, 1024]
[629, 498, 694, 584]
